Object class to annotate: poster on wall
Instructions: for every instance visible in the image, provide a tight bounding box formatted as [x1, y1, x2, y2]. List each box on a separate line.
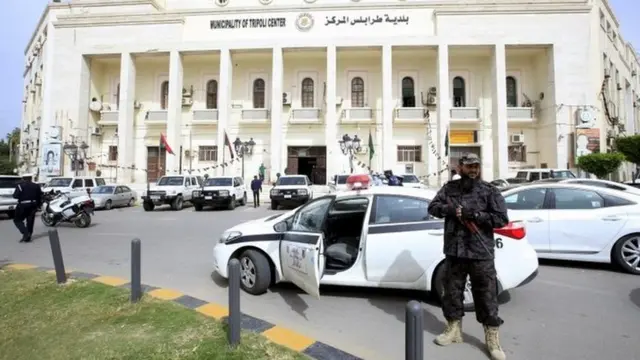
[575, 128, 600, 161]
[40, 142, 63, 177]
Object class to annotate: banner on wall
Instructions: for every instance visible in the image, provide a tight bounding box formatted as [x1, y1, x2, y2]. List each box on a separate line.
[575, 128, 600, 162]
[40, 143, 63, 177]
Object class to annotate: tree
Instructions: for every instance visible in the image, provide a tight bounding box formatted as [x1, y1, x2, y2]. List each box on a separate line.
[577, 152, 625, 179]
[615, 135, 640, 167]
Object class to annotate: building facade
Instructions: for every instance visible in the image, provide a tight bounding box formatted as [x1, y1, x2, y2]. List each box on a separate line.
[20, 0, 640, 185]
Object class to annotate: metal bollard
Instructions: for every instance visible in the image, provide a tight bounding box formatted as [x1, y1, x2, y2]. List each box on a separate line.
[130, 239, 142, 303]
[228, 258, 241, 347]
[405, 300, 424, 360]
[47, 229, 67, 284]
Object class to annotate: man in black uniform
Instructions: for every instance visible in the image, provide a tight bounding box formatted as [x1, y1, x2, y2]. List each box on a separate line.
[427, 153, 509, 360]
[250, 175, 262, 208]
[12, 173, 43, 243]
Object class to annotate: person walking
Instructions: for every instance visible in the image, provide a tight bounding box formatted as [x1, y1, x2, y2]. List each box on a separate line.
[250, 175, 262, 208]
[12, 173, 43, 243]
[427, 153, 509, 360]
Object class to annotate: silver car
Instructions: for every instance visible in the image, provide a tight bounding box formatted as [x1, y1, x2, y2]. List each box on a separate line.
[90, 185, 137, 210]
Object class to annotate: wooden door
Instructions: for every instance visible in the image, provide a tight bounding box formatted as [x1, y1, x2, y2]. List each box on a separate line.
[147, 146, 167, 182]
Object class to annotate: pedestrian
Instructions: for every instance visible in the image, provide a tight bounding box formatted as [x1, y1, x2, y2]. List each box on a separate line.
[426, 153, 509, 360]
[12, 173, 43, 243]
[250, 175, 262, 208]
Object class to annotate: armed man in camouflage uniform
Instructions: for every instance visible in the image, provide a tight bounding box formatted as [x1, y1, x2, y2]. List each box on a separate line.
[427, 153, 509, 360]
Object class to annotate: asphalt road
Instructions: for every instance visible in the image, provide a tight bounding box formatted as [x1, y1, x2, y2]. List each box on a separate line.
[1, 205, 639, 360]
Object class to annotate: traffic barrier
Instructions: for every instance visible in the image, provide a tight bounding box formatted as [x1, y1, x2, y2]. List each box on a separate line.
[130, 239, 142, 303]
[227, 258, 242, 347]
[405, 300, 424, 360]
[47, 229, 67, 284]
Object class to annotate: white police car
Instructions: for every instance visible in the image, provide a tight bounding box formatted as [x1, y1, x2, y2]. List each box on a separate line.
[213, 174, 539, 308]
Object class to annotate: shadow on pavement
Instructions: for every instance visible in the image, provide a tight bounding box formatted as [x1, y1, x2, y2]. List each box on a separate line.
[210, 271, 228, 288]
[538, 258, 622, 274]
[629, 288, 640, 310]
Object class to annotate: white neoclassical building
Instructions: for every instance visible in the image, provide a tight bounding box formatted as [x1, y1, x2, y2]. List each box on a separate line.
[20, 0, 640, 186]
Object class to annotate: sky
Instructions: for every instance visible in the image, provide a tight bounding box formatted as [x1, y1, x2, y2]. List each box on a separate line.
[1, 0, 639, 141]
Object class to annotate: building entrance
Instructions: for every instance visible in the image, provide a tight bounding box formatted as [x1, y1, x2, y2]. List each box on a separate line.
[286, 146, 327, 185]
[147, 146, 167, 182]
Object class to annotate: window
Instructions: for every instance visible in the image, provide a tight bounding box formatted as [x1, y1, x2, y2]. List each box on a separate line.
[160, 81, 169, 110]
[116, 83, 120, 109]
[452, 76, 466, 107]
[84, 179, 94, 187]
[600, 193, 636, 207]
[108, 145, 118, 161]
[351, 77, 365, 107]
[122, 185, 131, 192]
[233, 178, 240, 187]
[373, 195, 429, 224]
[96, 178, 106, 186]
[504, 188, 547, 210]
[401, 76, 416, 107]
[551, 188, 604, 209]
[198, 145, 217, 162]
[252, 78, 265, 108]
[290, 197, 333, 233]
[506, 76, 517, 107]
[301, 77, 314, 108]
[397, 145, 422, 162]
[507, 145, 526, 162]
[206, 80, 218, 109]
[599, 10, 605, 29]
[185, 177, 191, 186]
[72, 179, 83, 188]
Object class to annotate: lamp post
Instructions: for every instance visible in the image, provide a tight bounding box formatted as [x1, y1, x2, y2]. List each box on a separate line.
[63, 140, 89, 176]
[338, 134, 362, 173]
[233, 137, 256, 179]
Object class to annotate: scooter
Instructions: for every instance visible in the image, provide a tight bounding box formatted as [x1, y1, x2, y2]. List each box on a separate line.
[41, 190, 95, 228]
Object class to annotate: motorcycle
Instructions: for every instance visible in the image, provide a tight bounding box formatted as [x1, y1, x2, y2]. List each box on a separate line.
[41, 190, 95, 228]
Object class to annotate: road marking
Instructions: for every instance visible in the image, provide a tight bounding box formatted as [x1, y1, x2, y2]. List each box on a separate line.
[263, 326, 316, 351]
[195, 303, 228, 319]
[148, 288, 183, 300]
[92, 276, 129, 286]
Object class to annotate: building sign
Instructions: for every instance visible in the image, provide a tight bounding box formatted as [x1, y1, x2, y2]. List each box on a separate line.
[449, 130, 477, 144]
[324, 14, 409, 26]
[210, 17, 286, 29]
[575, 128, 600, 160]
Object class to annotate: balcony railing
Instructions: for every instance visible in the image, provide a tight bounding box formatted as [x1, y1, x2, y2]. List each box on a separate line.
[145, 110, 167, 124]
[240, 109, 269, 123]
[98, 111, 118, 125]
[341, 107, 373, 123]
[291, 108, 322, 123]
[192, 109, 218, 124]
[394, 107, 427, 123]
[450, 107, 480, 122]
[507, 107, 534, 122]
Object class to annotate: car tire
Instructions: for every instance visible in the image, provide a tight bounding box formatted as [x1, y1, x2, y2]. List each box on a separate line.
[6, 211, 15, 219]
[433, 262, 476, 312]
[105, 200, 112, 210]
[143, 202, 155, 212]
[612, 233, 640, 275]
[271, 202, 278, 210]
[128, 198, 135, 207]
[240, 192, 247, 206]
[237, 250, 272, 295]
[172, 196, 184, 211]
[228, 196, 236, 210]
[194, 204, 203, 212]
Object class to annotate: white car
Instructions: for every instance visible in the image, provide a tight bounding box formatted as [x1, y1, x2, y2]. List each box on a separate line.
[398, 174, 426, 189]
[192, 176, 247, 210]
[534, 177, 640, 196]
[269, 175, 314, 210]
[141, 175, 202, 211]
[502, 183, 640, 274]
[213, 185, 539, 309]
[0, 175, 21, 218]
[44, 176, 106, 198]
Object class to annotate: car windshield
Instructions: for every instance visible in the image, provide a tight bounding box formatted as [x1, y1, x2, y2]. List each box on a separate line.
[91, 186, 115, 194]
[0, 177, 20, 188]
[552, 171, 576, 179]
[157, 177, 184, 186]
[205, 178, 232, 186]
[506, 178, 528, 184]
[48, 178, 72, 187]
[336, 175, 349, 184]
[277, 177, 306, 186]
[402, 175, 419, 183]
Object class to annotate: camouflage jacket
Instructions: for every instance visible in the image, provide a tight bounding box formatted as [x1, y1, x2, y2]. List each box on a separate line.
[427, 180, 509, 260]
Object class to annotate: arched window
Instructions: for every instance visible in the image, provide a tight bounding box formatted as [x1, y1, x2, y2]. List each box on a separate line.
[116, 83, 120, 109]
[506, 76, 518, 107]
[301, 78, 314, 108]
[401, 77, 415, 107]
[253, 78, 265, 108]
[351, 77, 365, 107]
[452, 76, 466, 107]
[160, 81, 169, 110]
[206, 80, 218, 109]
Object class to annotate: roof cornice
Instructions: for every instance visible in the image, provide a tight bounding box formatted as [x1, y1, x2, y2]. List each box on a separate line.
[54, 13, 184, 28]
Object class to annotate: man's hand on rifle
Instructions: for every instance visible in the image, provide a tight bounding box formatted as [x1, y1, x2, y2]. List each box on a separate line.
[460, 207, 477, 221]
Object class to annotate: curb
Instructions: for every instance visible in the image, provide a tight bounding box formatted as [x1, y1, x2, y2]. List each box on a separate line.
[2, 263, 363, 360]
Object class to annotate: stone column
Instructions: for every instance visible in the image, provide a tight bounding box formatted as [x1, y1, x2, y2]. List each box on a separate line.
[437, 44, 450, 185]
[165, 50, 184, 174]
[491, 43, 508, 179]
[381, 44, 394, 172]
[325, 45, 338, 181]
[117, 52, 136, 183]
[270, 47, 284, 182]
[217, 48, 232, 176]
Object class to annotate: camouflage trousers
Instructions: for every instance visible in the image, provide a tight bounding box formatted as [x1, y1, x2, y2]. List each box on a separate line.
[441, 256, 504, 327]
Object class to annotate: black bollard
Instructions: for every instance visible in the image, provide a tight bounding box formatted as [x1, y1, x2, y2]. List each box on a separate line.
[228, 258, 241, 347]
[405, 300, 424, 360]
[48, 229, 67, 284]
[130, 239, 142, 303]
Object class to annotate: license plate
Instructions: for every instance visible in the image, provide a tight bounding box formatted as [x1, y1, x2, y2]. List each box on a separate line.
[150, 196, 160, 200]
[8, 206, 14, 210]
[205, 196, 213, 200]
[284, 195, 292, 199]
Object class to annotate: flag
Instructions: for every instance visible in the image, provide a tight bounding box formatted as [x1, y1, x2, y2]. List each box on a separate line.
[444, 127, 449, 156]
[223, 130, 236, 160]
[160, 133, 175, 155]
[368, 130, 375, 162]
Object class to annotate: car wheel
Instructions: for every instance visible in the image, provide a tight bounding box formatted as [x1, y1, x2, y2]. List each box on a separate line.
[194, 204, 203, 212]
[271, 202, 278, 210]
[105, 200, 112, 210]
[612, 233, 640, 275]
[240, 192, 247, 206]
[143, 202, 155, 212]
[237, 250, 272, 295]
[228, 196, 236, 210]
[128, 198, 135, 207]
[433, 262, 476, 312]
[41, 212, 55, 227]
[6, 211, 15, 219]
[172, 196, 184, 211]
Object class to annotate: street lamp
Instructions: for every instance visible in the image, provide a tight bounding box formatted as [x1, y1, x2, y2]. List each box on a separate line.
[338, 134, 362, 173]
[63, 140, 89, 176]
[233, 137, 256, 178]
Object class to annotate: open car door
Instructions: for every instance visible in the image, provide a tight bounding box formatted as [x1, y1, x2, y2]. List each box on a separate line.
[279, 232, 325, 298]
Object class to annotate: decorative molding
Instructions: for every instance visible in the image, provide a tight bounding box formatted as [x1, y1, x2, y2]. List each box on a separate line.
[54, 14, 185, 28]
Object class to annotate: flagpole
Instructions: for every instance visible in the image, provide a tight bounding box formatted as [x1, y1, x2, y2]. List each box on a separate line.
[222, 140, 226, 176]
[157, 136, 162, 180]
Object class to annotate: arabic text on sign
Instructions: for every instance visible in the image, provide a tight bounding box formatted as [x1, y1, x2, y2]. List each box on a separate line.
[324, 14, 409, 26]
[210, 18, 287, 29]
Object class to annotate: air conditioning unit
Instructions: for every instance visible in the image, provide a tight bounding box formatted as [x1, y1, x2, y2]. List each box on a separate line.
[92, 127, 102, 136]
[89, 99, 103, 112]
[282, 92, 292, 105]
[617, 83, 623, 90]
[182, 97, 193, 106]
[134, 100, 142, 109]
[510, 134, 525, 144]
[335, 96, 343, 105]
[184, 149, 195, 157]
[182, 86, 194, 98]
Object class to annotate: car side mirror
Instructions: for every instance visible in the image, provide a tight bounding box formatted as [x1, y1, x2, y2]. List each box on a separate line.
[329, 181, 335, 186]
[273, 221, 287, 233]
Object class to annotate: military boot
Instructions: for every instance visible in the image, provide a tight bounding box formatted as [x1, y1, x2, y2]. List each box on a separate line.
[434, 319, 463, 346]
[484, 325, 506, 360]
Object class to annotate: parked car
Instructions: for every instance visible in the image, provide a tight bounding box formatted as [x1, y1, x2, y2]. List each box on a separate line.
[513, 169, 576, 182]
[43, 176, 106, 198]
[533, 178, 640, 196]
[0, 175, 21, 218]
[490, 178, 530, 188]
[90, 185, 137, 210]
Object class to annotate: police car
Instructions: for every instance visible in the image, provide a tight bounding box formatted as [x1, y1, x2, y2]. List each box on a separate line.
[213, 174, 539, 308]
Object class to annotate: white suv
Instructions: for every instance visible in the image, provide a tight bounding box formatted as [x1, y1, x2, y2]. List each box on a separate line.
[192, 176, 247, 211]
[269, 175, 314, 210]
[43, 176, 106, 198]
[142, 175, 202, 211]
[0, 175, 21, 218]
